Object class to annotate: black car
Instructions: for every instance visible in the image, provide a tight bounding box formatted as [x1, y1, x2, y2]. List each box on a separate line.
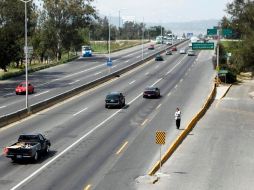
[155, 54, 163, 61]
[105, 92, 125, 108]
[143, 87, 160, 98]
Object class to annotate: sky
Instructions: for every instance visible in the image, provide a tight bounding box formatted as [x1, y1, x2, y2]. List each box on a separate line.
[93, 0, 233, 23]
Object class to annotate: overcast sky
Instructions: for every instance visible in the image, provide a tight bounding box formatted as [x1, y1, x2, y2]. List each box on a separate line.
[93, 0, 233, 23]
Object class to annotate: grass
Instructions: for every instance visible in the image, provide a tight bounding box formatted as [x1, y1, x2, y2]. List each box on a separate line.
[0, 40, 149, 80]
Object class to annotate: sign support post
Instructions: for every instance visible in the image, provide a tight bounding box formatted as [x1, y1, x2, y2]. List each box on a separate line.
[155, 131, 166, 173]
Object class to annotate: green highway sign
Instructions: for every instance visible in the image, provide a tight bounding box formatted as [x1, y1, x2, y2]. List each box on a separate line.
[207, 28, 217, 36]
[222, 29, 233, 36]
[192, 42, 215, 50]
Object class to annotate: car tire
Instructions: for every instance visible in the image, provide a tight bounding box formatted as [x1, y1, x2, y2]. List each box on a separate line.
[34, 151, 39, 161]
[45, 145, 50, 154]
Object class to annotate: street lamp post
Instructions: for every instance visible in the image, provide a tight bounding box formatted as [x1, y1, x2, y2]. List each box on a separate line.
[108, 15, 111, 73]
[141, 17, 144, 60]
[20, 0, 32, 111]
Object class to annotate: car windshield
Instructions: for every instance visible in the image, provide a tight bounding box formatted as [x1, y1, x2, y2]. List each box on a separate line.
[106, 94, 120, 99]
[19, 83, 26, 87]
[18, 135, 39, 142]
[83, 47, 91, 51]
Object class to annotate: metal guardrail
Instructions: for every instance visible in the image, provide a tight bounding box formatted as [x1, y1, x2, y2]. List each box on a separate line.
[0, 40, 188, 128]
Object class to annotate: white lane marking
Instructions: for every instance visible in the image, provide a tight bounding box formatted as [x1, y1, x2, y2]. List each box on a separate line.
[10, 105, 126, 190]
[39, 64, 104, 86]
[180, 78, 183, 83]
[112, 65, 117, 68]
[145, 72, 150, 75]
[155, 65, 159, 69]
[0, 106, 7, 109]
[129, 80, 136, 85]
[73, 107, 88, 116]
[136, 56, 141, 58]
[34, 91, 50, 97]
[166, 55, 187, 75]
[4, 93, 14, 96]
[151, 78, 162, 86]
[125, 60, 129, 63]
[144, 52, 148, 55]
[156, 104, 162, 110]
[10, 53, 183, 189]
[175, 84, 178, 89]
[4, 88, 13, 90]
[167, 92, 171, 97]
[94, 72, 102, 76]
[68, 80, 80, 85]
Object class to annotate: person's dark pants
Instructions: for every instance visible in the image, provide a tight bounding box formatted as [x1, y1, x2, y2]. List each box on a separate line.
[176, 119, 181, 129]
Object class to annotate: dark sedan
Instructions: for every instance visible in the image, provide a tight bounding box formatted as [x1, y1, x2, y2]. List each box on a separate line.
[143, 87, 160, 98]
[155, 54, 163, 61]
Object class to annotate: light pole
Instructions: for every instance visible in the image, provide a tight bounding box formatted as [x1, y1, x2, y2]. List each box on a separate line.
[20, 0, 32, 111]
[118, 9, 126, 41]
[108, 15, 111, 73]
[141, 17, 144, 60]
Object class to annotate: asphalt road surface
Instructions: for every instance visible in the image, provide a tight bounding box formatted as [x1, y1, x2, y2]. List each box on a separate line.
[0, 44, 215, 190]
[0, 41, 184, 117]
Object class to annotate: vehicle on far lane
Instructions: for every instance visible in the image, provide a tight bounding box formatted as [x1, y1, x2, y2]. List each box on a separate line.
[143, 87, 160, 98]
[180, 48, 187, 54]
[171, 46, 177, 51]
[3, 134, 51, 162]
[166, 49, 172, 55]
[15, 82, 34, 95]
[155, 54, 163, 61]
[148, 44, 155, 50]
[82, 45, 92, 57]
[187, 49, 196, 56]
[105, 92, 125, 108]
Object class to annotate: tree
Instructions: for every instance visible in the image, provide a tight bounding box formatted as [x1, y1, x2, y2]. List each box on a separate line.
[41, 0, 97, 60]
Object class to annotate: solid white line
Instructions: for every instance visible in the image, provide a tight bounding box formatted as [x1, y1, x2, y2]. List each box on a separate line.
[129, 80, 136, 85]
[73, 107, 88, 116]
[4, 93, 13, 96]
[166, 55, 187, 75]
[125, 60, 129, 63]
[151, 78, 162, 86]
[34, 90, 49, 97]
[68, 80, 80, 85]
[11, 91, 147, 190]
[94, 72, 102, 76]
[136, 56, 141, 58]
[10, 54, 185, 189]
[0, 106, 7, 109]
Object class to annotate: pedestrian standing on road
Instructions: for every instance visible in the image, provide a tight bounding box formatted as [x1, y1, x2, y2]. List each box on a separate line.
[175, 107, 181, 129]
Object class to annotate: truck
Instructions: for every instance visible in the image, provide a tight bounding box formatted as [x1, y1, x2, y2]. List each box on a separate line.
[3, 134, 51, 162]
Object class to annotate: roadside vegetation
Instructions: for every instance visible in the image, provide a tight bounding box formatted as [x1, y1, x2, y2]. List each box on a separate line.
[219, 0, 254, 75]
[0, 0, 169, 80]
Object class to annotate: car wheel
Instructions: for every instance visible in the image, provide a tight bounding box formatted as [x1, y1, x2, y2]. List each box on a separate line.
[45, 145, 50, 154]
[16, 92, 19, 95]
[34, 151, 39, 161]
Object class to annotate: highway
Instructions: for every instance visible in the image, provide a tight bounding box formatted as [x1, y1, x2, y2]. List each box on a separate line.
[0, 43, 215, 190]
[0, 41, 181, 117]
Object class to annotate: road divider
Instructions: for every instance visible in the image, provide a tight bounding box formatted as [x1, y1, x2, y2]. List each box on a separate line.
[148, 83, 216, 175]
[0, 40, 188, 128]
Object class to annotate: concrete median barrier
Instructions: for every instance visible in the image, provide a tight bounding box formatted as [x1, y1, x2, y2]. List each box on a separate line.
[0, 40, 188, 128]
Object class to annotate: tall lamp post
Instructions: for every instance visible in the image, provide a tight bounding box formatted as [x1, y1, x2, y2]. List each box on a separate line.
[118, 9, 126, 41]
[20, 0, 32, 111]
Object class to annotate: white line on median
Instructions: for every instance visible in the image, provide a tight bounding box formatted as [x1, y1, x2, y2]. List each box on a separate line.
[34, 91, 50, 97]
[73, 107, 88, 116]
[10, 53, 185, 190]
[94, 72, 102, 76]
[166, 55, 187, 75]
[68, 80, 80, 85]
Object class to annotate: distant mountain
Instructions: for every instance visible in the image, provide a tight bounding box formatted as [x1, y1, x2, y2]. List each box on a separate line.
[146, 19, 220, 36]
[100, 14, 219, 37]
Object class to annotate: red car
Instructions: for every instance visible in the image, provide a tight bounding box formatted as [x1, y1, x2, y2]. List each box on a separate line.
[15, 82, 34, 95]
[148, 44, 155, 50]
[171, 46, 177, 51]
